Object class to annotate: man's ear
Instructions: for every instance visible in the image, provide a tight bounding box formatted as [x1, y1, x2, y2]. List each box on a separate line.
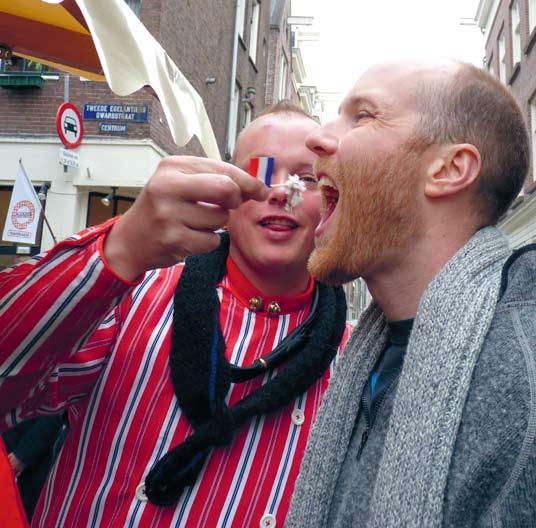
[424, 144, 481, 198]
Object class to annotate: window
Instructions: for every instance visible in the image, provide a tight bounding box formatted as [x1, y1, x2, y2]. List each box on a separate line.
[359, 279, 369, 314]
[86, 192, 134, 227]
[498, 31, 507, 84]
[124, 0, 141, 17]
[227, 83, 240, 155]
[237, 0, 246, 39]
[530, 0, 536, 34]
[249, 0, 260, 63]
[344, 278, 370, 320]
[278, 55, 288, 100]
[487, 53, 496, 77]
[0, 58, 46, 74]
[531, 95, 536, 181]
[511, 0, 521, 66]
[243, 103, 252, 129]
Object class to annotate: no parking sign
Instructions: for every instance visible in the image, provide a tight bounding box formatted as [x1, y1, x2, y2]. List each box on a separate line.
[56, 102, 84, 149]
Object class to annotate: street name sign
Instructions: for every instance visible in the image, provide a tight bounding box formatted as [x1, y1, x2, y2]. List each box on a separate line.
[83, 103, 148, 122]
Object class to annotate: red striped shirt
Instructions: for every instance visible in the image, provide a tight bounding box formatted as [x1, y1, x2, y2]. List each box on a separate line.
[0, 221, 352, 528]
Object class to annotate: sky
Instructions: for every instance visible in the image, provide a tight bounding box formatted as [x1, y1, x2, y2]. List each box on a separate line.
[291, 0, 485, 120]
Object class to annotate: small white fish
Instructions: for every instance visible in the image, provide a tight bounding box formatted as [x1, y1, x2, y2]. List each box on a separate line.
[284, 175, 306, 212]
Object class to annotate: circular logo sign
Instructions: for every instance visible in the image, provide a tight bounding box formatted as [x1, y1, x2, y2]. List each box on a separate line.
[56, 102, 84, 149]
[11, 200, 36, 230]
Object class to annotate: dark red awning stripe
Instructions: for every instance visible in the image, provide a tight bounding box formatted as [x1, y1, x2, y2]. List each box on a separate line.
[62, 0, 90, 32]
[0, 12, 102, 75]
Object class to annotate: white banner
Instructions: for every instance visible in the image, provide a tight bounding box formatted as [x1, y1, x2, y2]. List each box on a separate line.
[75, 0, 220, 160]
[2, 161, 43, 245]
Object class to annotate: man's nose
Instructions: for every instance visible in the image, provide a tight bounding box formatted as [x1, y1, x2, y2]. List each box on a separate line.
[305, 124, 339, 157]
[268, 169, 289, 206]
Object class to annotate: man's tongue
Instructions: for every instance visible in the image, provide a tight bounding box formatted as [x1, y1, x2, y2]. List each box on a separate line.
[316, 197, 337, 236]
[263, 220, 294, 231]
[324, 199, 336, 221]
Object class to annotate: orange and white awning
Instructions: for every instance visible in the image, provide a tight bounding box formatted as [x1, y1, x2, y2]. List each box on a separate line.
[0, 0, 103, 80]
[0, 0, 220, 159]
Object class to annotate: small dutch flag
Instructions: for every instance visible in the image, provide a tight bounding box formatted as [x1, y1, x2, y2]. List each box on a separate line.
[249, 157, 275, 187]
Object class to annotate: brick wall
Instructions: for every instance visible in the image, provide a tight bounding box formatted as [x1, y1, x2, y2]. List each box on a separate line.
[235, 0, 270, 122]
[158, 0, 271, 155]
[485, 0, 536, 188]
[157, 0, 235, 155]
[265, 29, 278, 106]
[0, 0, 161, 144]
[265, 0, 293, 106]
[0, 0, 272, 158]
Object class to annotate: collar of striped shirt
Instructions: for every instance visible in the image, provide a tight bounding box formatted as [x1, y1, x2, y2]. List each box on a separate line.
[224, 256, 314, 314]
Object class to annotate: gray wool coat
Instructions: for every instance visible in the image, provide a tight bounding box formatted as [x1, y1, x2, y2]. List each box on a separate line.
[308, 244, 536, 528]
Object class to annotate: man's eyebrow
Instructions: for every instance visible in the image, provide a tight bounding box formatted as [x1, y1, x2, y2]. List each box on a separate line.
[338, 95, 380, 115]
[294, 163, 314, 172]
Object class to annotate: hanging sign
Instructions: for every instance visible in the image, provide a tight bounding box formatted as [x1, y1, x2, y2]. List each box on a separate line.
[56, 102, 84, 149]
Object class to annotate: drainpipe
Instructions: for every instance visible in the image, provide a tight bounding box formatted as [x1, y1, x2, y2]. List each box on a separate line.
[225, 0, 241, 160]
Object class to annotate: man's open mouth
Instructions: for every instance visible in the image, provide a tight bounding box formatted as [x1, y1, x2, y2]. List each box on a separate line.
[319, 175, 339, 222]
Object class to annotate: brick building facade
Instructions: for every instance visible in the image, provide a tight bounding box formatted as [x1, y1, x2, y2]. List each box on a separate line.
[476, 0, 536, 247]
[0, 0, 280, 265]
[265, 0, 295, 106]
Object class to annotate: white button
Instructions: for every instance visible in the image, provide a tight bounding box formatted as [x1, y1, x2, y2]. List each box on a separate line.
[135, 482, 148, 502]
[260, 513, 277, 527]
[291, 408, 305, 426]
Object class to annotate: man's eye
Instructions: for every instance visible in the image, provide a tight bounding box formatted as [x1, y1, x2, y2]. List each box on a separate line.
[298, 174, 318, 189]
[355, 111, 373, 121]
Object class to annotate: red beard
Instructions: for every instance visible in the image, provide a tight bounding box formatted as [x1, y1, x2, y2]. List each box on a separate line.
[309, 145, 423, 285]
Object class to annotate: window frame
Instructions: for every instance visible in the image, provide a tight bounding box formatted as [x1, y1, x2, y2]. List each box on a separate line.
[237, 0, 246, 39]
[530, 0, 536, 34]
[278, 54, 288, 100]
[511, 0, 522, 66]
[243, 103, 252, 129]
[124, 0, 142, 17]
[530, 94, 536, 182]
[249, 0, 261, 64]
[227, 83, 241, 156]
[86, 192, 135, 228]
[498, 29, 507, 84]
[487, 52, 496, 76]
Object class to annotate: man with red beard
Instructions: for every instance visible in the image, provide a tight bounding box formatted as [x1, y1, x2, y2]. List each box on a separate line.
[287, 61, 536, 527]
[0, 101, 351, 527]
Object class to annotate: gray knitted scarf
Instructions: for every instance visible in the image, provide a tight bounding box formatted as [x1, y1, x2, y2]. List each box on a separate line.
[287, 227, 511, 528]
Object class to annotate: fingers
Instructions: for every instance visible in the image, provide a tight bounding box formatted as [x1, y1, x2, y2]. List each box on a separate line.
[160, 156, 269, 204]
[178, 202, 230, 231]
[171, 174, 244, 209]
[103, 155, 268, 281]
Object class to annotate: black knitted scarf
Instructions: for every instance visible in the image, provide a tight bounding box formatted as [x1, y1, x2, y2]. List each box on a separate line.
[144, 232, 347, 506]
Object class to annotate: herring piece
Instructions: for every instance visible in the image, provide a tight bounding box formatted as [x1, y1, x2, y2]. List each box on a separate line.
[284, 175, 307, 212]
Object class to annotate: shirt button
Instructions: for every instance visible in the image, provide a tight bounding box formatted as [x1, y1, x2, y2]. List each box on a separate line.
[291, 409, 305, 426]
[135, 482, 148, 502]
[260, 513, 276, 527]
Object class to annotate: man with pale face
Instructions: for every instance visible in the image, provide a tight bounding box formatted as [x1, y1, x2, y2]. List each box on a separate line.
[0, 102, 351, 527]
[287, 61, 536, 527]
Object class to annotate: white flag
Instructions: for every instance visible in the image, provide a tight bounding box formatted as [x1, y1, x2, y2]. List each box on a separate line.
[2, 161, 43, 245]
[75, 0, 221, 160]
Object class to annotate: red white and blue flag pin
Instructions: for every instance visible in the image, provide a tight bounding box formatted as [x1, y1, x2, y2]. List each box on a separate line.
[249, 156, 274, 187]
